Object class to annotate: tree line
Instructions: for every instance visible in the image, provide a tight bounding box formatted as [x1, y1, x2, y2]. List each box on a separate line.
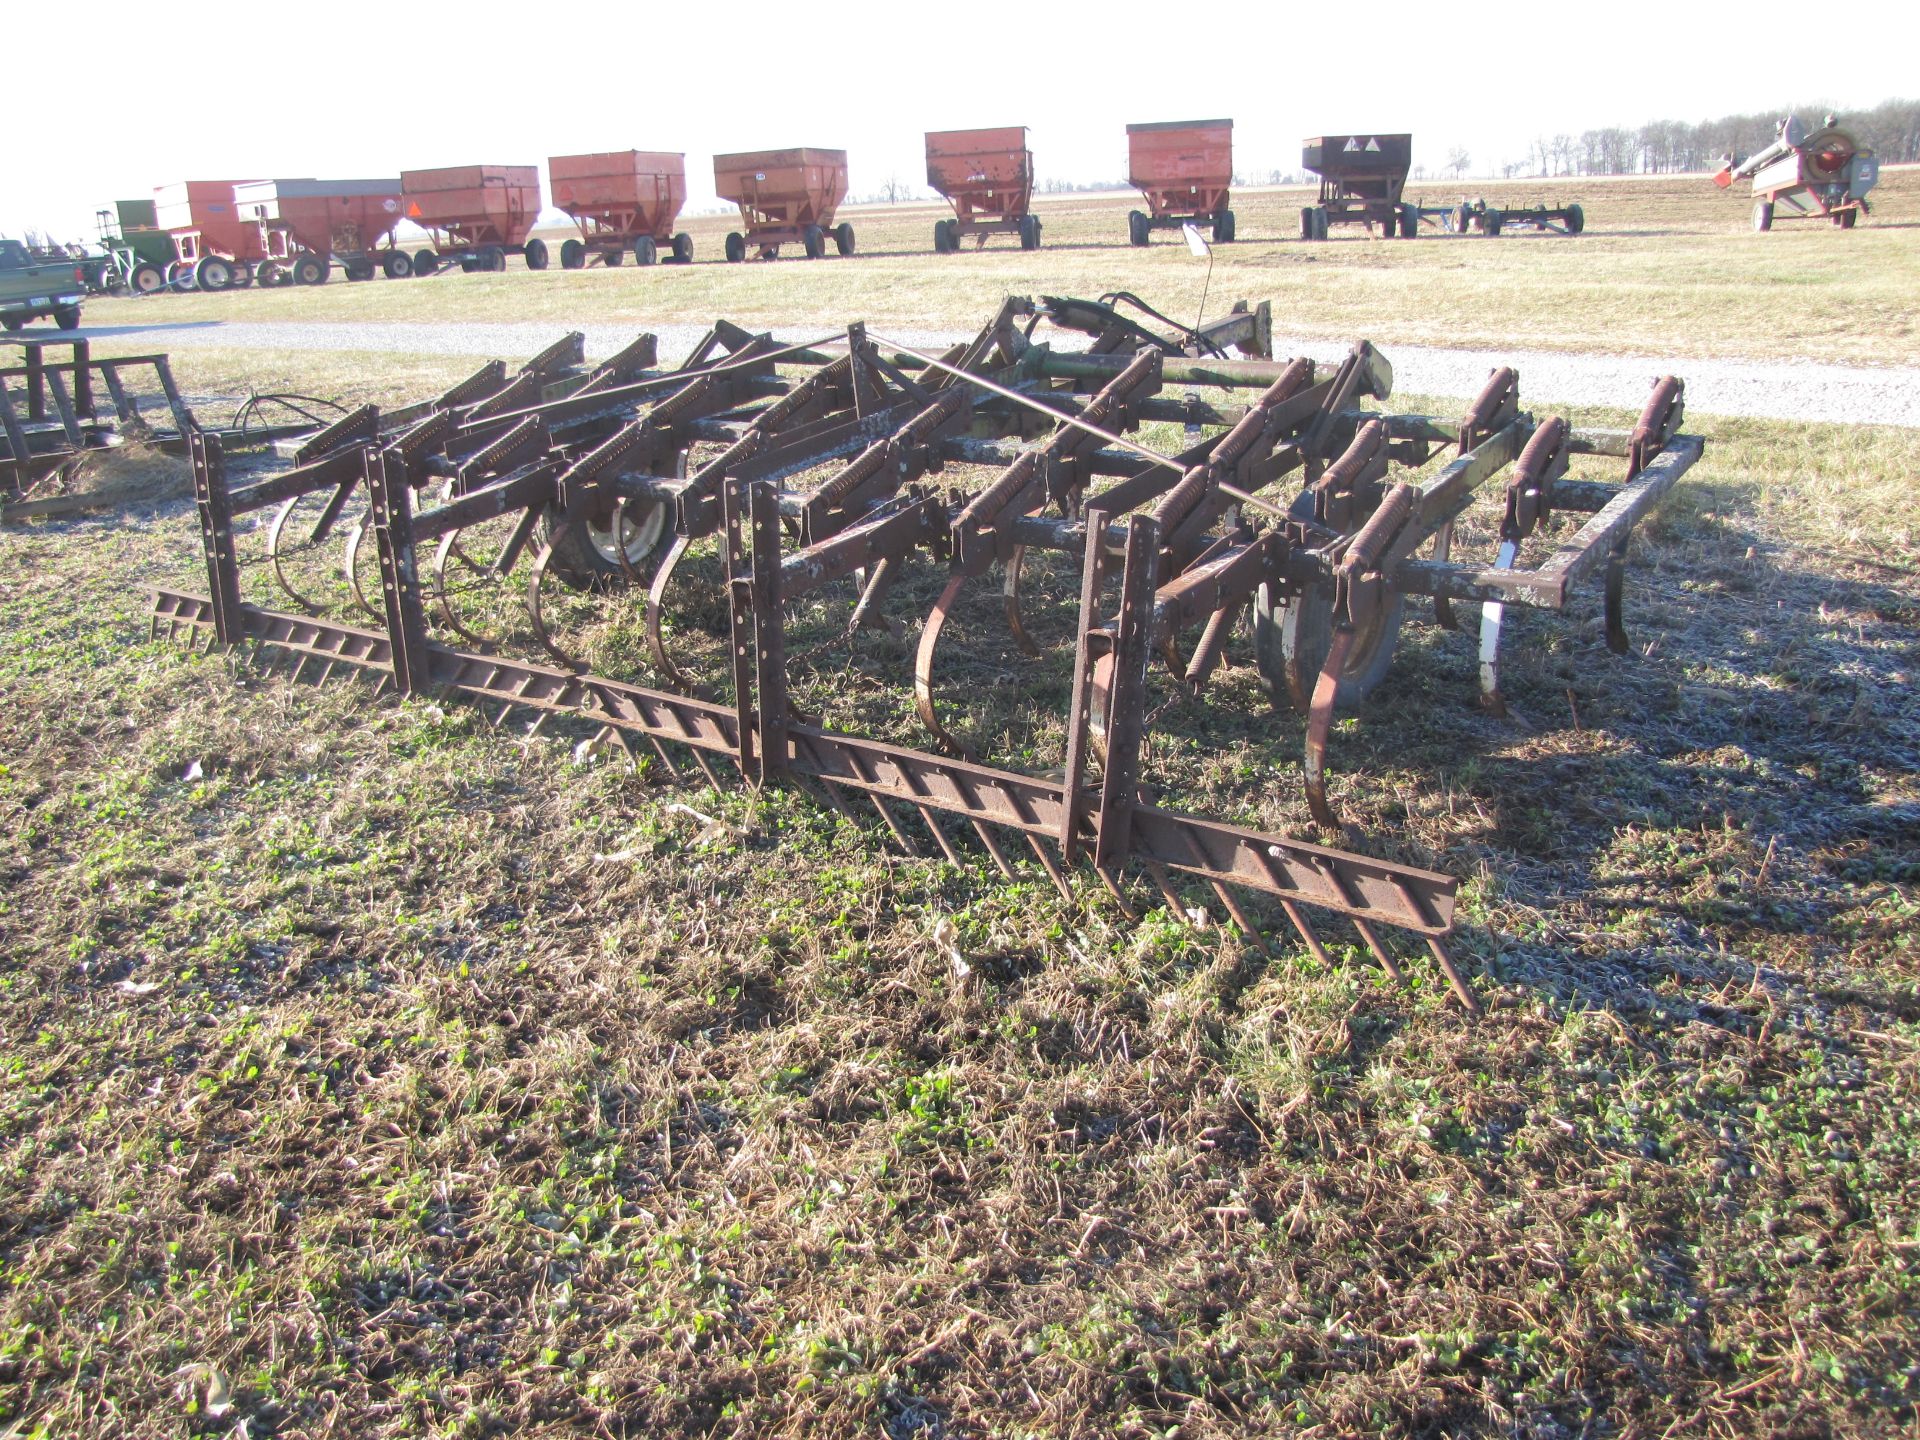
[1511, 95, 1919, 176]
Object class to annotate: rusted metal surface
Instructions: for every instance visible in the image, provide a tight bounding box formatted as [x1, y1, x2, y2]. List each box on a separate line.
[1125, 119, 1235, 244]
[549, 152, 692, 267]
[401, 165, 544, 273]
[927, 128, 1038, 253]
[150, 298, 1704, 1016]
[713, 149, 852, 261]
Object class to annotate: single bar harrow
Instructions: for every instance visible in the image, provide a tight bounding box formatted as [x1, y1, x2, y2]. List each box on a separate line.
[151, 297, 1703, 1015]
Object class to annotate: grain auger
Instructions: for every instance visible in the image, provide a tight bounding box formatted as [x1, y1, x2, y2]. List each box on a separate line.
[152, 295, 1703, 1016]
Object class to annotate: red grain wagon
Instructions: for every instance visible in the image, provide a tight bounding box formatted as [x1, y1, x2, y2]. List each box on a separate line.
[154, 180, 266, 292]
[548, 151, 692, 268]
[400, 165, 546, 275]
[1124, 119, 1235, 245]
[713, 148, 852, 262]
[233, 178, 408, 288]
[926, 127, 1039, 253]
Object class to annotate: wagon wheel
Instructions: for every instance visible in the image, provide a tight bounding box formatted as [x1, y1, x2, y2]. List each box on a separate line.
[634, 236, 658, 266]
[1018, 214, 1041, 250]
[1565, 203, 1585, 235]
[724, 232, 746, 263]
[413, 249, 439, 276]
[382, 250, 413, 279]
[802, 225, 826, 260]
[166, 261, 196, 292]
[932, 220, 950, 254]
[232, 263, 255, 288]
[560, 239, 584, 270]
[53, 304, 82, 331]
[671, 233, 693, 263]
[1127, 210, 1150, 247]
[834, 223, 855, 256]
[603, 246, 624, 267]
[132, 262, 165, 294]
[524, 238, 549, 270]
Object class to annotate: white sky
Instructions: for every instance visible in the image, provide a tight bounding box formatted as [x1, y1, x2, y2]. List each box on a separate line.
[7, 0, 1914, 240]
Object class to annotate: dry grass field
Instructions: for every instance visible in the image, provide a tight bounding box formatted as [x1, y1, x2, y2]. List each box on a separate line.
[2, 172, 1917, 1439]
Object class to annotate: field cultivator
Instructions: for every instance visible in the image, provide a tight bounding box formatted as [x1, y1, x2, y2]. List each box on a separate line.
[1125, 120, 1235, 245]
[150, 295, 1702, 1013]
[550, 151, 693, 268]
[401, 166, 546, 274]
[1, 335, 344, 519]
[927, 128, 1040, 253]
[714, 149, 854, 262]
[1301, 134, 1417, 240]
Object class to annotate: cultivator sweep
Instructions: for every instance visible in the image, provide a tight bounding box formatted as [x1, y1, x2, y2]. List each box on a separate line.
[150, 295, 1702, 1013]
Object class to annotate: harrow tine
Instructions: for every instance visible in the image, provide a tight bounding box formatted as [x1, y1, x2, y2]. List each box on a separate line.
[1143, 859, 1191, 920]
[1429, 520, 1460, 630]
[1349, 917, 1408, 983]
[913, 574, 975, 757]
[644, 535, 706, 695]
[1206, 877, 1271, 953]
[915, 804, 966, 867]
[1023, 833, 1074, 903]
[867, 793, 922, 856]
[968, 819, 1016, 879]
[1093, 864, 1137, 919]
[1604, 533, 1632, 656]
[1426, 938, 1483, 1016]
[1277, 899, 1333, 967]
[1304, 625, 1357, 829]
[1002, 544, 1041, 657]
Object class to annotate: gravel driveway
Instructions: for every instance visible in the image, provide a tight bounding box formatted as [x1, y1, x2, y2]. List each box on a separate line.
[75, 318, 1920, 427]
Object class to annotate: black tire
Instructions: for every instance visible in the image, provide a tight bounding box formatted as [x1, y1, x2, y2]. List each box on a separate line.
[413, 249, 439, 276]
[1399, 203, 1419, 238]
[460, 259, 478, 274]
[195, 255, 234, 291]
[1127, 209, 1150, 246]
[724, 232, 746, 263]
[634, 236, 658, 266]
[834, 222, 855, 256]
[1300, 206, 1315, 240]
[292, 252, 328, 286]
[382, 250, 413, 279]
[1019, 213, 1041, 250]
[346, 259, 375, 282]
[1838, 207, 1857, 229]
[166, 260, 196, 292]
[802, 224, 826, 260]
[1313, 208, 1330, 241]
[560, 239, 585, 270]
[1380, 207, 1398, 238]
[0, 316, 20, 332]
[1566, 203, 1585, 235]
[1212, 208, 1235, 243]
[53, 304, 81, 330]
[524, 238, 549, 271]
[478, 245, 506, 272]
[1253, 578, 1405, 712]
[233, 263, 255, 288]
[933, 219, 950, 253]
[537, 499, 670, 590]
[131, 262, 166, 294]
[671, 232, 693, 263]
[1484, 209, 1505, 237]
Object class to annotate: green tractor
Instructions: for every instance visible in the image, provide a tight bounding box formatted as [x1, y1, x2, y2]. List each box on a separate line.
[84, 200, 177, 295]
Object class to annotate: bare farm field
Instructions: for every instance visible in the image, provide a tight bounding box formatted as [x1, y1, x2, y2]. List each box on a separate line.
[2, 168, 1918, 1439]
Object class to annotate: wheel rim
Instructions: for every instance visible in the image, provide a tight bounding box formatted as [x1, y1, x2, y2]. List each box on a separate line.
[586, 502, 666, 568]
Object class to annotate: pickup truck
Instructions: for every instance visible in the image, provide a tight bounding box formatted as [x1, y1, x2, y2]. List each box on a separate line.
[0, 238, 84, 331]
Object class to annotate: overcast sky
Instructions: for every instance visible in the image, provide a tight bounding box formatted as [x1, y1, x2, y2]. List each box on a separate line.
[7, 0, 1914, 240]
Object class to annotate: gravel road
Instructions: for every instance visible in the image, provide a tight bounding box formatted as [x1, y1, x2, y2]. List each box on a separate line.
[76, 318, 1920, 427]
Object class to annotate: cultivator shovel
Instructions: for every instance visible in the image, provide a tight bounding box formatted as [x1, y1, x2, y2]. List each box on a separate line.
[151, 295, 1703, 1014]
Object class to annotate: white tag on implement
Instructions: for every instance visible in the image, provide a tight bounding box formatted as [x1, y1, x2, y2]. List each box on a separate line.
[1182, 223, 1211, 258]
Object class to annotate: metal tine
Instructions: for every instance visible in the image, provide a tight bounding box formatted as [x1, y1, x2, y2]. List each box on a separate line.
[643, 734, 682, 780]
[915, 803, 966, 867]
[1093, 864, 1137, 920]
[1277, 899, 1334, 967]
[814, 776, 862, 824]
[1206, 877, 1272, 954]
[1426, 938, 1483, 1017]
[866, 793, 923, 856]
[1143, 859, 1192, 920]
[1350, 917, 1407, 982]
[686, 747, 726, 793]
[1023, 833, 1074, 902]
[968, 819, 1016, 879]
